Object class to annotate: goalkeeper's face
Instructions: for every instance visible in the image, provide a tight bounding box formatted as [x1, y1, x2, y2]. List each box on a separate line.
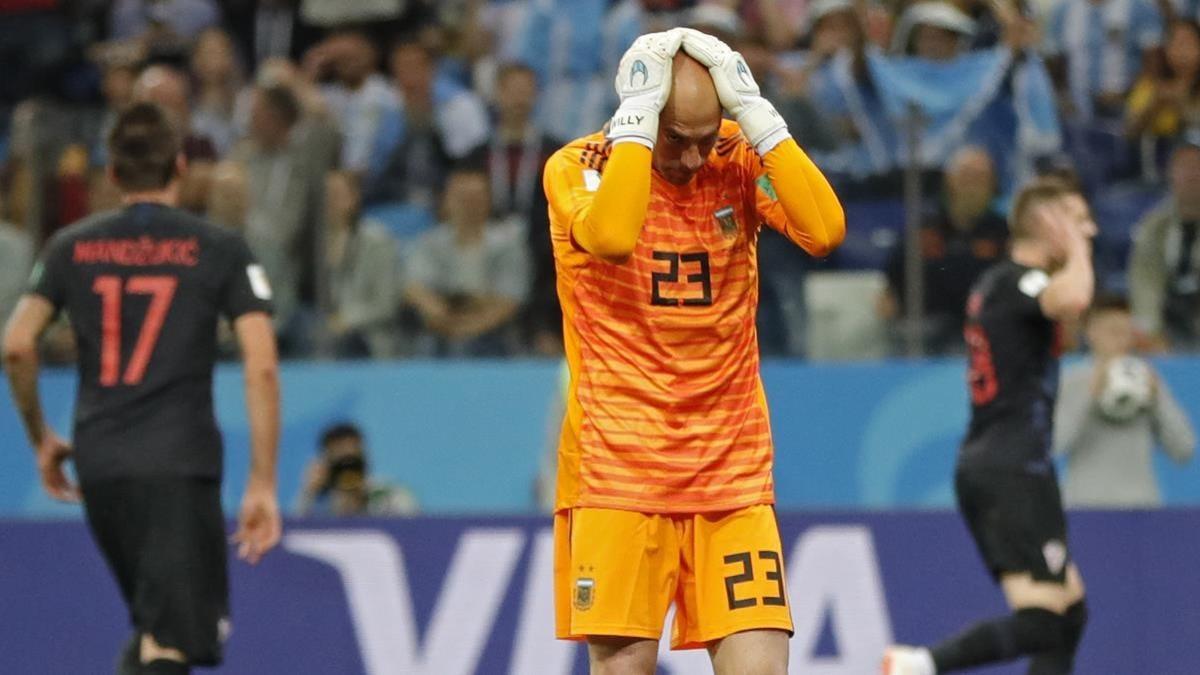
[654, 53, 722, 186]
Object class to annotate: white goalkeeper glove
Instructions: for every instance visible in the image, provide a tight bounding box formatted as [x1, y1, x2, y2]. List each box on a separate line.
[679, 28, 790, 155]
[607, 29, 686, 148]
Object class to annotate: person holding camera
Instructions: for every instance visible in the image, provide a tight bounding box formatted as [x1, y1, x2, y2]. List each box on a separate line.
[1054, 294, 1196, 508]
[296, 423, 418, 517]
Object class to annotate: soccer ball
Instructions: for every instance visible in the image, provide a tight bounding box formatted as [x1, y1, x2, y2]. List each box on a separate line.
[1097, 356, 1153, 423]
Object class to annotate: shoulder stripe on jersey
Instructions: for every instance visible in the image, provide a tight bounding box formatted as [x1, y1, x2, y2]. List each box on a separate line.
[716, 134, 744, 157]
[578, 139, 614, 171]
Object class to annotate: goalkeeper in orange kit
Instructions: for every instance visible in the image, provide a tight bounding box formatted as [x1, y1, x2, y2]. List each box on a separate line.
[544, 27, 846, 674]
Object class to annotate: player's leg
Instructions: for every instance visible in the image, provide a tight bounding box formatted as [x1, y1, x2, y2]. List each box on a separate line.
[919, 567, 1085, 674]
[554, 508, 679, 674]
[80, 479, 154, 675]
[672, 505, 792, 672]
[139, 633, 188, 668]
[1002, 565, 1087, 675]
[587, 637, 659, 675]
[707, 628, 789, 675]
[933, 474, 1086, 675]
[887, 470, 1086, 675]
[132, 478, 229, 674]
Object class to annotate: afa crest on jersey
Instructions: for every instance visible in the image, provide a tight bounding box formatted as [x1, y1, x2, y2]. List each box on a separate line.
[714, 206, 738, 237]
[574, 578, 595, 611]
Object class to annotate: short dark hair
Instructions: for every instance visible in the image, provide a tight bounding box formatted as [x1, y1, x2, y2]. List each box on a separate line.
[1089, 292, 1131, 317]
[1008, 176, 1081, 240]
[257, 83, 301, 127]
[320, 422, 363, 450]
[107, 102, 181, 191]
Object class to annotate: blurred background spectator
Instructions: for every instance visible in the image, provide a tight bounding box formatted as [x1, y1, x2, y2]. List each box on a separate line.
[487, 62, 563, 354]
[403, 165, 530, 357]
[0, 190, 33, 326]
[0, 0, 1194, 362]
[223, 0, 322, 68]
[1130, 132, 1200, 349]
[879, 146, 1008, 354]
[110, 0, 220, 44]
[365, 36, 490, 208]
[322, 170, 405, 358]
[1054, 295, 1195, 507]
[296, 422, 418, 517]
[308, 29, 398, 174]
[232, 82, 332, 356]
[1126, 19, 1200, 180]
[190, 27, 244, 156]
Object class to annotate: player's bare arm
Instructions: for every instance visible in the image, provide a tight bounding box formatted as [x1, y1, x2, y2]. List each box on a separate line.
[1034, 196, 1096, 322]
[231, 311, 282, 564]
[2, 295, 78, 502]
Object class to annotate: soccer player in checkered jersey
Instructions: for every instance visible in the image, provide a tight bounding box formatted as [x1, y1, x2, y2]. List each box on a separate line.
[884, 178, 1096, 674]
[3, 102, 281, 675]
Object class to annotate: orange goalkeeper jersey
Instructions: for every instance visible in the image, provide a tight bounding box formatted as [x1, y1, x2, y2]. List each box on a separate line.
[545, 120, 841, 514]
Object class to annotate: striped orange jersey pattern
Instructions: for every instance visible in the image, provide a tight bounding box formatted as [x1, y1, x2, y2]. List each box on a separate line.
[546, 120, 811, 514]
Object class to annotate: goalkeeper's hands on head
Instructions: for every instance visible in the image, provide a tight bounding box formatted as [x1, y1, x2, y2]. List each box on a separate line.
[607, 28, 687, 149]
[679, 28, 791, 156]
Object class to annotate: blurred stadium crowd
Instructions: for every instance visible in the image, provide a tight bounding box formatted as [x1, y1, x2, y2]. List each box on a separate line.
[3, 0, 1200, 360]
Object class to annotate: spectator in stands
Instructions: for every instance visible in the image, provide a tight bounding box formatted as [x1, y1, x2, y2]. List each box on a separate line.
[365, 37, 490, 209]
[1044, 0, 1165, 121]
[190, 27, 244, 156]
[296, 422, 418, 517]
[109, 0, 221, 43]
[242, 57, 341, 169]
[202, 160, 252, 358]
[490, 63, 558, 224]
[133, 65, 219, 162]
[323, 170, 404, 359]
[404, 166, 530, 357]
[306, 30, 399, 173]
[880, 146, 1009, 354]
[0, 191, 33, 326]
[223, 0, 320, 68]
[804, 0, 901, 188]
[890, 1, 977, 59]
[205, 160, 250, 231]
[1054, 295, 1195, 507]
[504, 0, 611, 142]
[766, 0, 846, 157]
[488, 63, 563, 354]
[133, 66, 220, 216]
[232, 83, 330, 357]
[90, 61, 139, 167]
[1127, 19, 1200, 137]
[254, 57, 327, 116]
[692, 4, 840, 156]
[1129, 131, 1200, 348]
[1126, 19, 1200, 176]
[297, 0, 406, 27]
[51, 144, 89, 232]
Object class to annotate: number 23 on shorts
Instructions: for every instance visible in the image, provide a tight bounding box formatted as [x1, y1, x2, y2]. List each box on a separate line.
[722, 550, 788, 610]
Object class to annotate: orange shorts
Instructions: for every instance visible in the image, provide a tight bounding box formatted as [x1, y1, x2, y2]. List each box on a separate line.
[553, 504, 793, 650]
